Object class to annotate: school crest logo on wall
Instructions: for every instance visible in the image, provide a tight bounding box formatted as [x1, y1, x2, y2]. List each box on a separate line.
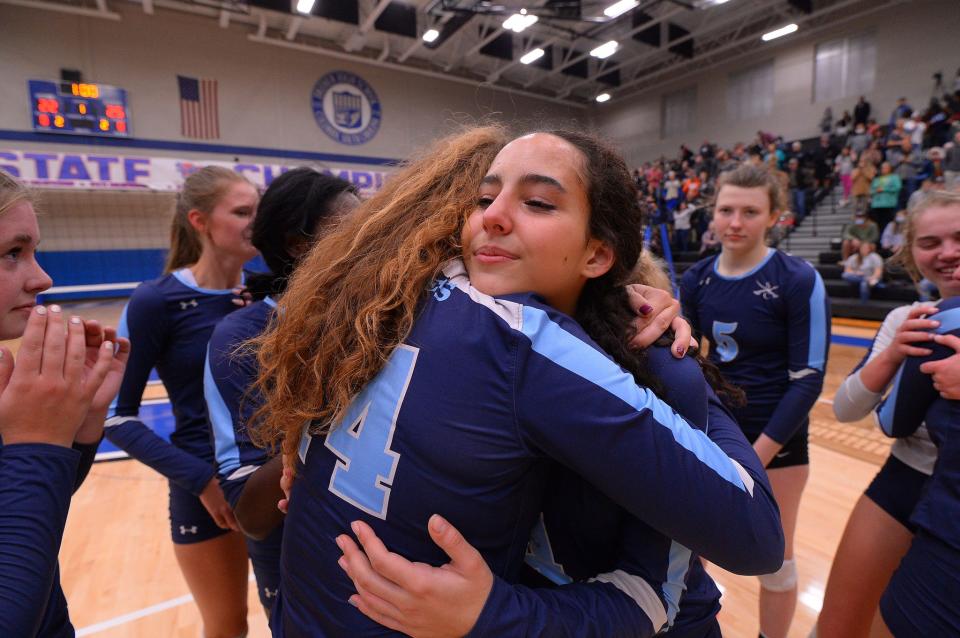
[311, 71, 381, 145]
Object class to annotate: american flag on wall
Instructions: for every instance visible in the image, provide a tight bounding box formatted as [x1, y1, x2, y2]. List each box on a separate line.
[177, 75, 220, 139]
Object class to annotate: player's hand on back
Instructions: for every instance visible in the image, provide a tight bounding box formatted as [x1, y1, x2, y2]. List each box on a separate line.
[626, 284, 695, 357]
[0, 305, 116, 448]
[337, 515, 493, 638]
[881, 305, 940, 366]
[921, 333, 960, 399]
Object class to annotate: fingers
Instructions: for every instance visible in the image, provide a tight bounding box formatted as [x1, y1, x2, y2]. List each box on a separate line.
[898, 318, 940, 335]
[337, 532, 407, 602]
[933, 333, 960, 353]
[85, 340, 115, 397]
[669, 316, 693, 359]
[427, 514, 484, 571]
[16, 306, 48, 375]
[221, 506, 240, 532]
[64, 316, 86, 385]
[277, 497, 289, 514]
[630, 311, 674, 349]
[348, 585, 406, 633]
[41, 305, 66, 378]
[351, 520, 423, 591]
[280, 467, 294, 502]
[83, 319, 104, 349]
[0, 347, 13, 395]
[907, 305, 940, 320]
[113, 336, 131, 365]
[625, 285, 654, 316]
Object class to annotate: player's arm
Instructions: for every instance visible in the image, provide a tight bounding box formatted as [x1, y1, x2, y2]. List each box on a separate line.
[876, 304, 960, 437]
[204, 322, 283, 539]
[754, 267, 830, 458]
[104, 285, 215, 496]
[516, 315, 783, 576]
[0, 444, 79, 637]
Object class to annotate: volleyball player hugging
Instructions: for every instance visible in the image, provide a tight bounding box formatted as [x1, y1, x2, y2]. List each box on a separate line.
[249, 127, 784, 636]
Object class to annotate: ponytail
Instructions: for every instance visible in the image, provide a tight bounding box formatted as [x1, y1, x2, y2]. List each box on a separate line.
[165, 166, 251, 273]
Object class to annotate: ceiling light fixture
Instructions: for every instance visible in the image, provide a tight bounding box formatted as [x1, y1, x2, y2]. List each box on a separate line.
[503, 10, 539, 33]
[603, 0, 639, 18]
[520, 48, 545, 64]
[761, 23, 798, 42]
[422, 28, 440, 43]
[590, 40, 619, 59]
[596, 93, 611, 103]
[295, 0, 314, 14]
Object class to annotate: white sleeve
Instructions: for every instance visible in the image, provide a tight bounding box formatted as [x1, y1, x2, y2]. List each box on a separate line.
[832, 305, 910, 422]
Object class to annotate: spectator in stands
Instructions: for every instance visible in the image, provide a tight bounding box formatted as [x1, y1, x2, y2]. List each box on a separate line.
[946, 131, 960, 187]
[766, 142, 786, 169]
[870, 161, 902, 232]
[851, 155, 877, 215]
[842, 210, 880, 260]
[682, 169, 701, 201]
[879, 210, 907, 257]
[673, 199, 695, 253]
[924, 97, 951, 148]
[854, 95, 871, 126]
[836, 111, 853, 140]
[768, 155, 789, 196]
[864, 139, 884, 167]
[820, 107, 834, 135]
[886, 118, 909, 152]
[894, 138, 924, 208]
[906, 111, 927, 149]
[786, 157, 810, 222]
[908, 178, 936, 210]
[890, 97, 913, 127]
[849, 123, 871, 155]
[699, 220, 721, 256]
[662, 170, 682, 219]
[843, 241, 884, 303]
[789, 140, 807, 165]
[813, 134, 838, 203]
[868, 118, 883, 140]
[835, 146, 855, 205]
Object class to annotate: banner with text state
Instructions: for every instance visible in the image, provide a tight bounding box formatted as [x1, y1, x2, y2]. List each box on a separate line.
[0, 149, 388, 197]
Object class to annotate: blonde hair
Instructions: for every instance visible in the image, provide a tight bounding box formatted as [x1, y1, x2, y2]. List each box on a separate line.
[0, 169, 34, 217]
[893, 190, 960, 282]
[165, 166, 251, 273]
[250, 126, 509, 452]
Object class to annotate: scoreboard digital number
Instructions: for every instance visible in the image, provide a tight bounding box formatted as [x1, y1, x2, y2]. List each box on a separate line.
[28, 79, 131, 137]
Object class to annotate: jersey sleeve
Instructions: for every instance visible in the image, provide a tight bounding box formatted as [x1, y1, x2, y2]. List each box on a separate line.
[104, 284, 215, 496]
[760, 265, 830, 443]
[678, 267, 701, 335]
[0, 443, 79, 637]
[205, 320, 268, 508]
[876, 303, 960, 437]
[72, 439, 100, 492]
[513, 306, 783, 576]
[465, 575, 654, 638]
[832, 305, 907, 422]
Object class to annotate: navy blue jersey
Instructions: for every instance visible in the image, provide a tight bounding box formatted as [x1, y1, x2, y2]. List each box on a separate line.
[680, 249, 830, 444]
[206, 297, 283, 607]
[496, 346, 727, 637]
[275, 261, 783, 637]
[105, 269, 240, 495]
[877, 296, 960, 551]
[205, 297, 277, 507]
[0, 443, 79, 637]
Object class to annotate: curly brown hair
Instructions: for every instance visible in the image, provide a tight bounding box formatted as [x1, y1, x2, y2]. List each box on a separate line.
[249, 126, 509, 452]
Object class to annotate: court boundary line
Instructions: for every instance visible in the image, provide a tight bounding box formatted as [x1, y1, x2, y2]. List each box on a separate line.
[75, 574, 257, 636]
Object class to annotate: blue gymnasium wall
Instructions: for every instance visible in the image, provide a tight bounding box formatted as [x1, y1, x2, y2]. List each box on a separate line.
[38, 250, 268, 302]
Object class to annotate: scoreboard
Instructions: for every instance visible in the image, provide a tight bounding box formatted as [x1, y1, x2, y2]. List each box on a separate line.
[28, 79, 131, 137]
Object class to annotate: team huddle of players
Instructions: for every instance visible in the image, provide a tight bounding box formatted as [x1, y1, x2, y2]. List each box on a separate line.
[1, 126, 959, 638]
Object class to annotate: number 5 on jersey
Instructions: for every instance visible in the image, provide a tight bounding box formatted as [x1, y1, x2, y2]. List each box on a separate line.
[324, 345, 419, 519]
[712, 321, 739, 362]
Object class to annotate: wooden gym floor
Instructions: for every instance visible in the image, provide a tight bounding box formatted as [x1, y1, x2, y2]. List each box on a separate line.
[16, 301, 886, 637]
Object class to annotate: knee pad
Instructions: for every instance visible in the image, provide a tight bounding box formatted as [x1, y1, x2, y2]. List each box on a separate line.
[757, 558, 797, 592]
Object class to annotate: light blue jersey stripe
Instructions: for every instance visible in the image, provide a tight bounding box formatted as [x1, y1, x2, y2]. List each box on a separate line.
[876, 366, 905, 437]
[519, 306, 748, 492]
[204, 346, 241, 475]
[933, 307, 960, 335]
[661, 541, 692, 626]
[172, 268, 241, 295]
[807, 271, 828, 370]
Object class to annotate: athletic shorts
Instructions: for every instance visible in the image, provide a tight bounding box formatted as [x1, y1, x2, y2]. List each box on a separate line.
[168, 481, 231, 545]
[880, 532, 960, 636]
[747, 429, 809, 470]
[864, 455, 929, 532]
[247, 525, 283, 613]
